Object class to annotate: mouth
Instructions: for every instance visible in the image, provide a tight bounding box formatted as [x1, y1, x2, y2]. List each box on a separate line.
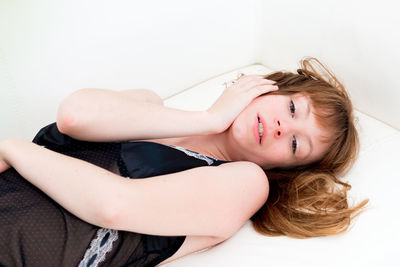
[258, 114, 267, 145]
[254, 114, 266, 144]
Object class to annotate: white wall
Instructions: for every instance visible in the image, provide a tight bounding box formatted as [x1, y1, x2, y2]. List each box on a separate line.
[1, 0, 399, 141]
[0, 0, 258, 140]
[255, 0, 400, 130]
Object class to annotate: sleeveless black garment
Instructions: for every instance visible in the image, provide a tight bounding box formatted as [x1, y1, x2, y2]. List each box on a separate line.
[0, 123, 229, 267]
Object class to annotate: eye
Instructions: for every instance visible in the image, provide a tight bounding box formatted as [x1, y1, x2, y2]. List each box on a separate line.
[292, 135, 297, 154]
[290, 100, 296, 118]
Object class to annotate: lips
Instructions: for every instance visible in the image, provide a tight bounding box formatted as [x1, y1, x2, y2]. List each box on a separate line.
[258, 114, 267, 145]
[253, 115, 261, 144]
[253, 114, 267, 145]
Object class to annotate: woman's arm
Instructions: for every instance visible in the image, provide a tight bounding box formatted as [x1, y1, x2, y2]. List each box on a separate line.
[0, 138, 123, 227]
[0, 158, 10, 173]
[0, 138, 269, 238]
[57, 77, 278, 142]
[119, 88, 165, 106]
[57, 88, 213, 142]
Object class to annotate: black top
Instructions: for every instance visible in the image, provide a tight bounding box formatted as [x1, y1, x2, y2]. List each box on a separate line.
[0, 123, 229, 267]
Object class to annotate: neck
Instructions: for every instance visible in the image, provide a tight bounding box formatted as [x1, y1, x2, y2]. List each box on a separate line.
[169, 129, 244, 163]
[149, 127, 248, 162]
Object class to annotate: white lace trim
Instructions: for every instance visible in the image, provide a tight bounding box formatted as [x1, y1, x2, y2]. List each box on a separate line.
[78, 228, 118, 267]
[79, 144, 215, 266]
[165, 144, 216, 165]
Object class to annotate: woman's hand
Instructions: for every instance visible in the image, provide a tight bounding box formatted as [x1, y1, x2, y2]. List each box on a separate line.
[206, 75, 278, 133]
[0, 139, 11, 174]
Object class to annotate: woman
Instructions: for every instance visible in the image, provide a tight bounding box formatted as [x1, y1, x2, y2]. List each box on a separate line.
[0, 58, 368, 266]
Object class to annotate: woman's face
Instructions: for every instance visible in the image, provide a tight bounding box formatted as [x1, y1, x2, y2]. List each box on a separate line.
[228, 93, 332, 169]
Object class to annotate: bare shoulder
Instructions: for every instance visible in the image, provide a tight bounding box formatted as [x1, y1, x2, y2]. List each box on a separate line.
[217, 161, 269, 195]
[217, 161, 269, 209]
[112, 160, 269, 238]
[219, 160, 268, 180]
[157, 161, 269, 266]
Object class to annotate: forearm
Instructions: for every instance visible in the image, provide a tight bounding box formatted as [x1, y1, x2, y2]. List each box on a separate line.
[0, 138, 125, 227]
[57, 88, 214, 142]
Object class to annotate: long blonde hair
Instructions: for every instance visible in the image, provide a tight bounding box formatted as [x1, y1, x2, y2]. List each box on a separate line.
[251, 57, 369, 238]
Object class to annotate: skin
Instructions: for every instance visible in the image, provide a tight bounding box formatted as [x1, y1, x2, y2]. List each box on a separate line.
[0, 76, 335, 265]
[0, 159, 9, 173]
[226, 93, 332, 168]
[0, 76, 332, 179]
[158, 94, 332, 170]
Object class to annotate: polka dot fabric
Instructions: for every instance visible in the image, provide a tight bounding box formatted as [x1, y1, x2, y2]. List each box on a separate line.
[0, 123, 202, 267]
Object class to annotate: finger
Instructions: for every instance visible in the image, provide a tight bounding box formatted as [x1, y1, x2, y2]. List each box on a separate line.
[262, 78, 277, 85]
[236, 74, 264, 83]
[231, 75, 275, 90]
[244, 78, 275, 90]
[250, 84, 279, 98]
[242, 74, 275, 81]
[257, 78, 277, 86]
[242, 76, 277, 87]
[247, 75, 276, 84]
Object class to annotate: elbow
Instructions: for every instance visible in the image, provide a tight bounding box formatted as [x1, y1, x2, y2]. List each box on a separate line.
[56, 89, 88, 134]
[100, 201, 125, 230]
[100, 209, 121, 229]
[86, 207, 120, 230]
[56, 102, 74, 134]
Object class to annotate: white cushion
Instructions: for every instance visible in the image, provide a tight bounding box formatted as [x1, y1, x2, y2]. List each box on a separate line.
[164, 64, 400, 267]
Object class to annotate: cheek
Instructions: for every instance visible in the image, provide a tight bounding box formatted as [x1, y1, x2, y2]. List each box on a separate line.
[231, 120, 246, 141]
[231, 112, 250, 139]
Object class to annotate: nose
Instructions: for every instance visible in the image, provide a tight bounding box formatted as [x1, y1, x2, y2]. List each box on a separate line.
[274, 119, 288, 138]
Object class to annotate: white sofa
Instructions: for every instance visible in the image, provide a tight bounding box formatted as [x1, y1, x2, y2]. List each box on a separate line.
[1, 1, 399, 266]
